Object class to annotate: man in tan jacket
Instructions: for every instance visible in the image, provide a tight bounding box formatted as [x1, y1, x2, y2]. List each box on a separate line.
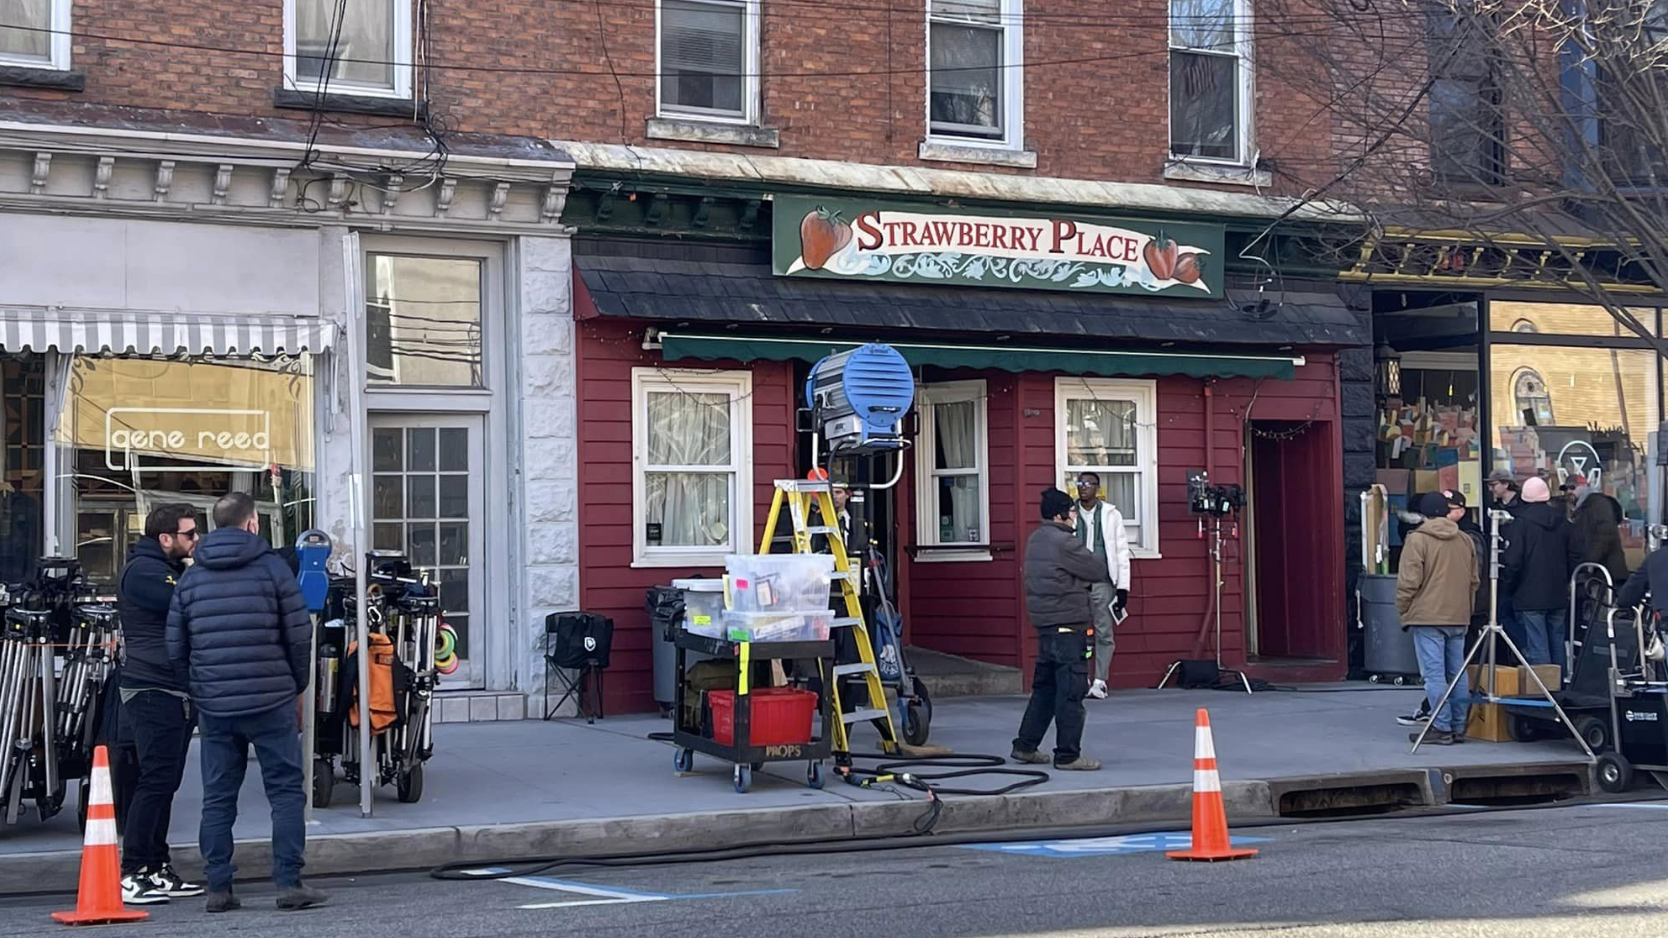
[1396, 492, 1480, 745]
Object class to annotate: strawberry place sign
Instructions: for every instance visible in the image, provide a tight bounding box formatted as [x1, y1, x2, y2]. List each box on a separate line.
[772, 196, 1226, 299]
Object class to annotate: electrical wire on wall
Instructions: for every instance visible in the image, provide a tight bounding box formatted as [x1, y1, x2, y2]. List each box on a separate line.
[291, 0, 452, 215]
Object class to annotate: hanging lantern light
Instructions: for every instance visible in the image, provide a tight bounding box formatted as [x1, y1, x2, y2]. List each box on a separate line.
[1374, 339, 1402, 399]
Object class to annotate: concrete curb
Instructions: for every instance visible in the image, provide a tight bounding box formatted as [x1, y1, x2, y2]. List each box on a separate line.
[0, 762, 1587, 896]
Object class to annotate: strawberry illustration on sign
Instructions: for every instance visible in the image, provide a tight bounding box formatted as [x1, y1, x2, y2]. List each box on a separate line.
[1141, 233, 1206, 285]
[799, 207, 852, 270]
[1142, 235, 1179, 281]
[1173, 252, 1203, 284]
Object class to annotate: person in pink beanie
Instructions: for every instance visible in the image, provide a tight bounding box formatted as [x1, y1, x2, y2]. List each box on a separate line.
[1501, 476, 1579, 677]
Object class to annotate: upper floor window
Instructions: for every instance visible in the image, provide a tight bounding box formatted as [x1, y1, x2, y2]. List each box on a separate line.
[1169, 0, 1253, 164]
[927, 0, 1024, 148]
[285, 0, 413, 99]
[1426, 2, 1503, 186]
[658, 0, 760, 124]
[0, 0, 72, 70]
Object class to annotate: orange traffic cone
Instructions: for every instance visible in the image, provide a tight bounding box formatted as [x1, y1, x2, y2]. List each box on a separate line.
[1166, 708, 1257, 863]
[53, 746, 148, 925]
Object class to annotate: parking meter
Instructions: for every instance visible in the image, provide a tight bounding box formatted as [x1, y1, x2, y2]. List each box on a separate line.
[295, 529, 331, 823]
[295, 530, 333, 614]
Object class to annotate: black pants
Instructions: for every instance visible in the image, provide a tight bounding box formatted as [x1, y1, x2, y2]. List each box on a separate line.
[121, 690, 194, 875]
[1014, 627, 1091, 764]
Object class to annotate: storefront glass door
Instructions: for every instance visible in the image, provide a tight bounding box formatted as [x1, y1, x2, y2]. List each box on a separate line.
[370, 413, 485, 689]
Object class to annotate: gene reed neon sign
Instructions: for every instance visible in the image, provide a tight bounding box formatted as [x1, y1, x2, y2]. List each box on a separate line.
[104, 408, 274, 473]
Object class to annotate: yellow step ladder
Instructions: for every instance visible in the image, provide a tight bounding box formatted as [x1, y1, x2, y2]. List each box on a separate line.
[758, 478, 900, 758]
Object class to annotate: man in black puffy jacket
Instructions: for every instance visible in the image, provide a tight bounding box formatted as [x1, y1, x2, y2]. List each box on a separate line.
[166, 493, 324, 913]
[116, 504, 204, 905]
[1012, 488, 1111, 771]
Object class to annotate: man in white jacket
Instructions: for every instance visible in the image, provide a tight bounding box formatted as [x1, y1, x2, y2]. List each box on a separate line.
[1074, 473, 1132, 699]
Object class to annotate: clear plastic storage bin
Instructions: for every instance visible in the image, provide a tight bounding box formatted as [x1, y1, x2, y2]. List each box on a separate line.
[721, 610, 833, 643]
[672, 579, 727, 639]
[724, 554, 835, 613]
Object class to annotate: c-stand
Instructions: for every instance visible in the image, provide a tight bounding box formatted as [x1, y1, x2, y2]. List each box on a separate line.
[1410, 509, 1596, 757]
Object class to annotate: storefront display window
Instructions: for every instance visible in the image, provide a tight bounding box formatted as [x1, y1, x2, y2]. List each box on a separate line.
[1377, 358, 1482, 518]
[1490, 300, 1656, 338]
[52, 354, 316, 585]
[0, 357, 46, 584]
[1489, 343, 1656, 567]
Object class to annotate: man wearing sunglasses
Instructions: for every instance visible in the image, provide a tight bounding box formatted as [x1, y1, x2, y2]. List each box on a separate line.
[116, 504, 205, 905]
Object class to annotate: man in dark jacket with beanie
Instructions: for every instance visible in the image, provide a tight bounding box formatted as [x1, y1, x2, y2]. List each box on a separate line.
[1012, 488, 1111, 770]
[116, 504, 204, 905]
[1502, 477, 1580, 676]
[167, 493, 324, 913]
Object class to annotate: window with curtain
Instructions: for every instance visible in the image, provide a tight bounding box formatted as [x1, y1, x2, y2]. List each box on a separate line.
[1057, 378, 1158, 554]
[659, 0, 757, 121]
[633, 369, 753, 565]
[928, 0, 1021, 144]
[1168, 0, 1250, 163]
[915, 382, 989, 555]
[0, 0, 69, 68]
[288, 0, 408, 95]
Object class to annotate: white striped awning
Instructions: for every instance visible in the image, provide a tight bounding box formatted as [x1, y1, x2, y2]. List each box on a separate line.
[0, 308, 337, 356]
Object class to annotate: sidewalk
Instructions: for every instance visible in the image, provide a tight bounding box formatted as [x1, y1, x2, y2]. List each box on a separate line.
[0, 685, 1589, 894]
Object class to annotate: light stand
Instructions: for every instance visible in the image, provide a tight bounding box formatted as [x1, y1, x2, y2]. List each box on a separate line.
[1410, 509, 1596, 757]
[1158, 473, 1252, 695]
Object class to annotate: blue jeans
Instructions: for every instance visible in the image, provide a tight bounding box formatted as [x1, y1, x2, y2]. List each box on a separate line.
[1413, 627, 1470, 733]
[1519, 609, 1568, 674]
[198, 704, 305, 892]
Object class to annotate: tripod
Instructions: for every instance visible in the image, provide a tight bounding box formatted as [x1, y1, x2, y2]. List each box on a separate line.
[1158, 514, 1253, 695]
[1410, 509, 1595, 757]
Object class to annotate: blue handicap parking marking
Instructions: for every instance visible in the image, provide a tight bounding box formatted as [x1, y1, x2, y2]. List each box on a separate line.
[959, 831, 1270, 858]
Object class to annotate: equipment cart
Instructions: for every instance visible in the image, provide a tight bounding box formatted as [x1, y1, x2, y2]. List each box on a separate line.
[1593, 604, 1668, 793]
[671, 631, 833, 794]
[311, 552, 440, 807]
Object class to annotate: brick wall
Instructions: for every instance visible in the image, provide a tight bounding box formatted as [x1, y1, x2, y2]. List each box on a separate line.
[8, 1, 1332, 191]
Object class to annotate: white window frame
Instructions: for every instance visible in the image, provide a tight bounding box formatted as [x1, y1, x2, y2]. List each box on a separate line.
[914, 381, 992, 562]
[1055, 378, 1160, 558]
[925, 0, 1025, 151]
[0, 0, 72, 71]
[1167, 0, 1255, 167]
[631, 368, 754, 568]
[282, 0, 414, 100]
[655, 0, 762, 126]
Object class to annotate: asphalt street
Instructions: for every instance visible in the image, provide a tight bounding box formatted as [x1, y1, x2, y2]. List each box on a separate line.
[3, 800, 1667, 937]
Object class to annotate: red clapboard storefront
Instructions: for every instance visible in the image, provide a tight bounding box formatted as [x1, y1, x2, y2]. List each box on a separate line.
[568, 197, 1362, 714]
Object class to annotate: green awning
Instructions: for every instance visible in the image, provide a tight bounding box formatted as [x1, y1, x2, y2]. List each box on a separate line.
[658, 333, 1301, 380]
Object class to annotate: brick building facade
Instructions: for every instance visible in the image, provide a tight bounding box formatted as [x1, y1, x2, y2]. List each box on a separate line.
[0, 1, 1377, 717]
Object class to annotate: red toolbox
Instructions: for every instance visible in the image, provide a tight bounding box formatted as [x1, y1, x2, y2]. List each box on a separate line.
[708, 687, 818, 747]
